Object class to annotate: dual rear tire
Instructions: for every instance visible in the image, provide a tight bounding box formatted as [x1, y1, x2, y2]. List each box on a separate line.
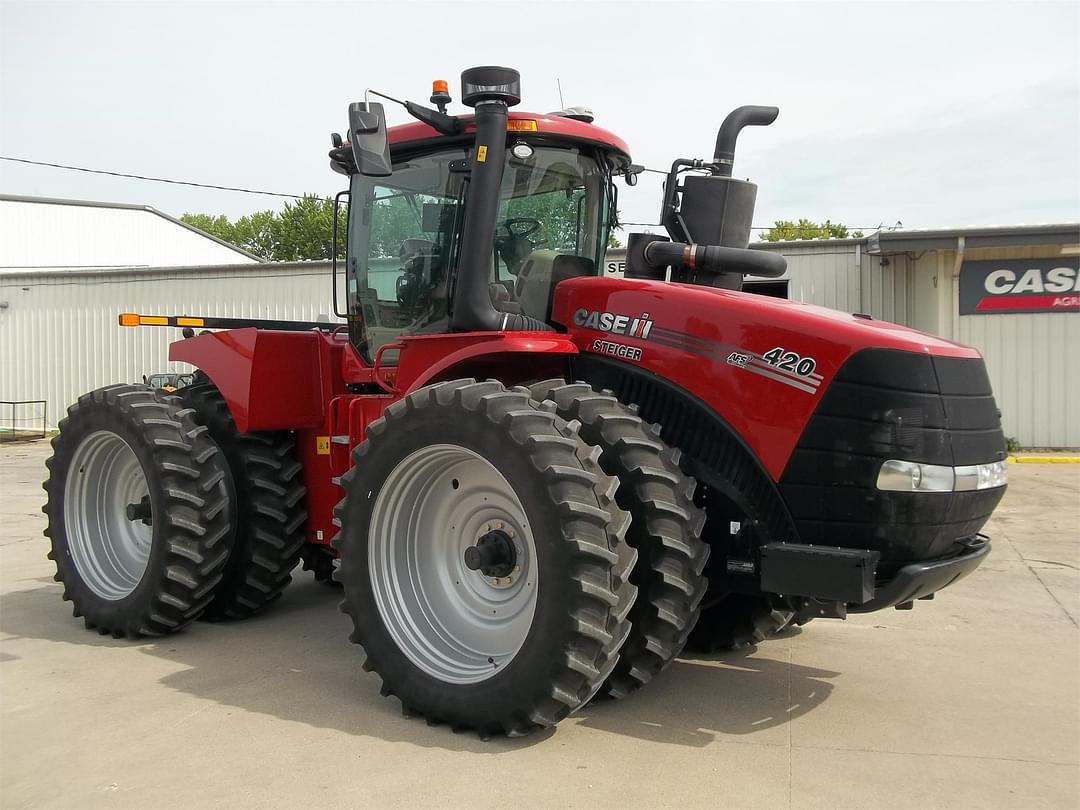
[528, 381, 709, 698]
[43, 382, 307, 636]
[43, 385, 232, 636]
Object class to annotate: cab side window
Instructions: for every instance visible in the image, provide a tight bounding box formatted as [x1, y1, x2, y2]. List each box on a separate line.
[348, 149, 468, 361]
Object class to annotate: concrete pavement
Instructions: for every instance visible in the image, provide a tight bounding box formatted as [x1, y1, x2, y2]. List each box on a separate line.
[1, 439, 1077, 809]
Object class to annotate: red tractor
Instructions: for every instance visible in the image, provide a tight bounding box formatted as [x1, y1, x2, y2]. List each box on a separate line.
[44, 67, 1008, 737]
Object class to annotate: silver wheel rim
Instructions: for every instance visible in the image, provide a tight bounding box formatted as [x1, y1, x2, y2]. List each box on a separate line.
[63, 430, 153, 600]
[369, 444, 538, 685]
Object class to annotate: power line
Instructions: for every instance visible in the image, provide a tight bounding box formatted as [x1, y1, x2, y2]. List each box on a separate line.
[3, 155, 886, 232]
[0, 156, 314, 200]
[620, 221, 881, 231]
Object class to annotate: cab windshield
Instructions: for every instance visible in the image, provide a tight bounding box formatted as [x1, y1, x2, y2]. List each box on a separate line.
[346, 144, 612, 360]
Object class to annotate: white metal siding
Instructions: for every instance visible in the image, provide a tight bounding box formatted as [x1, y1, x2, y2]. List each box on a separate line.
[939, 246, 1079, 448]
[774, 244, 861, 313]
[770, 243, 912, 323]
[0, 263, 337, 429]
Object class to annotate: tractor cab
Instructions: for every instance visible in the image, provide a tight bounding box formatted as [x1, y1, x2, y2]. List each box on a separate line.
[329, 68, 632, 362]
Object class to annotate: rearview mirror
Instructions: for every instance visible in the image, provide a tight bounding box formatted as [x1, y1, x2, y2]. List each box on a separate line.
[348, 101, 392, 177]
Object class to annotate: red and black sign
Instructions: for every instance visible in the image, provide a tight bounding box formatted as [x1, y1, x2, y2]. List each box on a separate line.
[958, 258, 1080, 315]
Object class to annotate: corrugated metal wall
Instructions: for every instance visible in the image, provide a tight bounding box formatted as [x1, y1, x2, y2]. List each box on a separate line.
[0, 262, 336, 429]
[934, 246, 1079, 448]
[768, 241, 911, 323]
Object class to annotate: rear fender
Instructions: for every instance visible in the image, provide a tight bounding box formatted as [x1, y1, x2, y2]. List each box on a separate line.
[170, 329, 330, 432]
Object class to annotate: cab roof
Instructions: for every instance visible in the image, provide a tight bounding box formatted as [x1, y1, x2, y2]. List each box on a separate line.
[386, 110, 632, 166]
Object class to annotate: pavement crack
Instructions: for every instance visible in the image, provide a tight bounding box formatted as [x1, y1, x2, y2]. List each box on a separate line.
[1025, 558, 1079, 571]
[1002, 531, 1078, 628]
[1014, 551, 1080, 627]
[1025, 563, 1079, 627]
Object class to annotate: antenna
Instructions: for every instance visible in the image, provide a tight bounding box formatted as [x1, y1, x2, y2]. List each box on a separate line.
[557, 78, 565, 109]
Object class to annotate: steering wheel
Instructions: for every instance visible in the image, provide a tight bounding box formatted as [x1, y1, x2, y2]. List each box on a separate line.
[500, 218, 543, 239]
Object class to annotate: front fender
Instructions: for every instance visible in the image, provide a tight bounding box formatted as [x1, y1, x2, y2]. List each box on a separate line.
[398, 331, 579, 393]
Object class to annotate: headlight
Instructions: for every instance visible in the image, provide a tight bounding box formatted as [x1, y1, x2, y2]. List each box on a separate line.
[876, 459, 1008, 492]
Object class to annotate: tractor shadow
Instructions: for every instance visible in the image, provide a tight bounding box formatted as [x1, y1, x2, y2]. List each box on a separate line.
[1, 579, 836, 751]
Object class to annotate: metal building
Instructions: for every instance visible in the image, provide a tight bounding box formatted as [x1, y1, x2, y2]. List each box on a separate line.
[0, 195, 264, 434]
[757, 226, 1079, 448]
[0, 194, 261, 272]
[0, 261, 335, 432]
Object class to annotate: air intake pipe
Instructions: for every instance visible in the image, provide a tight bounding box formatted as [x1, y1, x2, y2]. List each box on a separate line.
[656, 104, 781, 290]
[643, 239, 786, 279]
[450, 66, 553, 333]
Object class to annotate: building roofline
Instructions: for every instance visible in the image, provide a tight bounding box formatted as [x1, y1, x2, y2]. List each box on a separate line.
[0, 193, 265, 262]
[752, 223, 1079, 252]
[0, 260, 331, 281]
[867, 223, 1079, 253]
[752, 237, 867, 249]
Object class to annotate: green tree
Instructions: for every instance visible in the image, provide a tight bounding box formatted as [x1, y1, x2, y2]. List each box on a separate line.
[183, 192, 620, 261]
[759, 219, 863, 241]
[180, 213, 236, 245]
[230, 210, 278, 260]
[181, 195, 346, 262]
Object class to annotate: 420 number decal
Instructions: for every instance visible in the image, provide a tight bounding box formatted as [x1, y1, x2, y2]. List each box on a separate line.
[762, 347, 817, 377]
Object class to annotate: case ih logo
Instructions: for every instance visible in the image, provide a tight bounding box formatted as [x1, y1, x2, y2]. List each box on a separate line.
[959, 259, 1080, 315]
[573, 308, 655, 338]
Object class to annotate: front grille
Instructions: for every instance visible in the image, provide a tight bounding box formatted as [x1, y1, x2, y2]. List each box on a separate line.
[779, 348, 1007, 563]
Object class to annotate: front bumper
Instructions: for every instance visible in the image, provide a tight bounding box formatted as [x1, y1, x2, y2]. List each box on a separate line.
[849, 534, 991, 612]
[759, 534, 991, 613]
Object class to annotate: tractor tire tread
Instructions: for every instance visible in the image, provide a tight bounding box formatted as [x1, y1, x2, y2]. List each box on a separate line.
[685, 594, 797, 653]
[180, 383, 308, 621]
[336, 378, 637, 737]
[43, 384, 232, 637]
[529, 379, 709, 700]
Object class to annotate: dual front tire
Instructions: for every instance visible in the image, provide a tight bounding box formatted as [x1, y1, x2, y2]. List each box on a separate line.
[336, 380, 638, 736]
[335, 378, 710, 734]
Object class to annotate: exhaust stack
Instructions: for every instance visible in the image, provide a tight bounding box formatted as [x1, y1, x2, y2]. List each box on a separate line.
[650, 105, 781, 290]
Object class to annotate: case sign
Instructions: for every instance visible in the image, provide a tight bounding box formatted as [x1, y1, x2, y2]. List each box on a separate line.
[958, 258, 1080, 315]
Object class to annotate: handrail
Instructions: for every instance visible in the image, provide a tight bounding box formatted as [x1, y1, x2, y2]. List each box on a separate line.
[0, 399, 47, 441]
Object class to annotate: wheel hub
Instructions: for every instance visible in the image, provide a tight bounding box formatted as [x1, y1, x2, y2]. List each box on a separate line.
[464, 527, 518, 581]
[368, 444, 538, 685]
[63, 430, 153, 601]
[125, 495, 153, 525]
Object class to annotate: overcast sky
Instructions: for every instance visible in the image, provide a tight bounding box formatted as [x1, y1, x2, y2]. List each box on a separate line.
[2, 0, 1078, 236]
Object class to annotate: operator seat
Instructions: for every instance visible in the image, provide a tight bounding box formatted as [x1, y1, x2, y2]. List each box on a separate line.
[514, 250, 595, 321]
